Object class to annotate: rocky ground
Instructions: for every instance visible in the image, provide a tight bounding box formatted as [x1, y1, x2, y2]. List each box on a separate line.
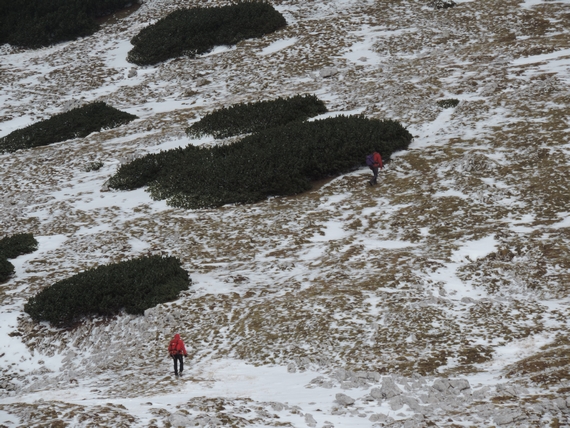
[1, 0, 570, 426]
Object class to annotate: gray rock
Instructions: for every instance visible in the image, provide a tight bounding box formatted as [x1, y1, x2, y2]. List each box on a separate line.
[305, 413, 317, 427]
[554, 397, 568, 411]
[335, 393, 355, 406]
[341, 381, 359, 389]
[472, 386, 490, 400]
[432, 378, 450, 393]
[331, 406, 346, 415]
[493, 409, 527, 425]
[369, 413, 387, 422]
[495, 384, 517, 397]
[319, 67, 338, 78]
[370, 387, 385, 401]
[449, 379, 470, 392]
[332, 368, 351, 382]
[419, 392, 440, 405]
[388, 396, 404, 411]
[270, 402, 284, 412]
[402, 396, 422, 412]
[195, 77, 210, 87]
[169, 412, 192, 427]
[367, 371, 381, 382]
[380, 377, 403, 399]
[308, 377, 334, 389]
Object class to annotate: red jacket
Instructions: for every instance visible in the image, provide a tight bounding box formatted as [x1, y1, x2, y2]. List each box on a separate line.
[168, 334, 188, 356]
[372, 152, 383, 169]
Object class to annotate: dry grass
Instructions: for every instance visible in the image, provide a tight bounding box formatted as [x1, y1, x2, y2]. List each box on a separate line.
[2, 0, 570, 425]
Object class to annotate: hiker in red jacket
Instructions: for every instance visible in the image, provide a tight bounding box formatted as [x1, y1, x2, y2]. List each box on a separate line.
[168, 333, 188, 376]
[367, 151, 383, 185]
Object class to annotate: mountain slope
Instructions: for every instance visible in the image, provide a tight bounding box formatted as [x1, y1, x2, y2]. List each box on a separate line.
[1, 0, 570, 426]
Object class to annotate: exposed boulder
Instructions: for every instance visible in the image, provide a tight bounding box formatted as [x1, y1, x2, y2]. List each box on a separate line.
[335, 393, 355, 406]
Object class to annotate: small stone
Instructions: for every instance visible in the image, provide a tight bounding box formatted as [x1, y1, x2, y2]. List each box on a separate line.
[195, 77, 210, 87]
[335, 393, 355, 406]
[271, 402, 284, 412]
[305, 413, 317, 427]
[319, 67, 338, 78]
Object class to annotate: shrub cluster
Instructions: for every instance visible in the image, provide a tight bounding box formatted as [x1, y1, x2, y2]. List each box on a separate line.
[431, 0, 456, 9]
[186, 95, 328, 139]
[127, 1, 287, 65]
[0, 0, 130, 49]
[437, 98, 460, 109]
[24, 255, 191, 327]
[109, 115, 412, 209]
[0, 102, 137, 153]
[0, 233, 38, 282]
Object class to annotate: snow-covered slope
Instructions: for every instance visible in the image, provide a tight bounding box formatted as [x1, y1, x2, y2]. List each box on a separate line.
[2, 0, 570, 426]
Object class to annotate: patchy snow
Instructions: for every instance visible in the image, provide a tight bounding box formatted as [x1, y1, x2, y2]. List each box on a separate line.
[2, 0, 570, 425]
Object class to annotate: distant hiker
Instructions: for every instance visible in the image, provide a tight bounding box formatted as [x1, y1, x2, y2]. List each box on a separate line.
[168, 333, 188, 376]
[366, 151, 383, 185]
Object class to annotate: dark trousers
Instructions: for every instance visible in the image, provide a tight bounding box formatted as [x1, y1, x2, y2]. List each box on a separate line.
[370, 166, 379, 184]
[172, 354, 184, 374]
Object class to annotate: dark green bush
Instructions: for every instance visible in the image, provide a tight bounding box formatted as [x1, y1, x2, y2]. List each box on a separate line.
[0, 258, 15, 283]
[186, 95, 328, 139]
[0, 233, 38, 259]
[0, 102, 137, 153]
[24, 255, 191, 327]
[109, 115, 412, 209]
[127, 1, 287, 65]
[437, 98, 460, 108]
[0, 0, 131, 48]
[0, 233, 38, 283]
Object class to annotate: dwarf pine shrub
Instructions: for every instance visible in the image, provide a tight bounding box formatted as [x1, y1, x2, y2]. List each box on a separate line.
[127, 1, 287, 65]
[186, 95, 328, 139]
[0, 0, 130, 48]
[0, 102, 137, 153]
[0, 258, 15, 283]
[0, 233, 38, 282]
[109, 115, 412, 209]
[437, 98, 460, 108]
[24, 255, 191, 327]
[0, 233, 38, 259]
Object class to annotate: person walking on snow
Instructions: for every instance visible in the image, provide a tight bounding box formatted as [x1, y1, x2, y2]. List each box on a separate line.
[168, 333, 188, 376]
[366, 150, 383, 185]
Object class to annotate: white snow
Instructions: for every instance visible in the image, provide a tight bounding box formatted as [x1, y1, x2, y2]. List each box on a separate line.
[2, 0, 570, 425]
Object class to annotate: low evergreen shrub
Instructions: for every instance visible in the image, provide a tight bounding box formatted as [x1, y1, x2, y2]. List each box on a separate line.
[0, 233, 38, 259]
[0, 258, 15, 283]
[0, 102, 137, 153]
[431, 0, 456, 9]
[0, 233, 38, 283]
[109, 116, 412, 209]
[437, 98, 460, 109]
[24, 255, 191, 327]
[127, 1, 287, 65]
[186, 95, 328, 139]
[0, 0, 130, 48]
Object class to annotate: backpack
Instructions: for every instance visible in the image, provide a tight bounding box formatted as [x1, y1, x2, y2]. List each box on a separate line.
[366, 154, 375, 167]
[168, 339, 180, 355]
